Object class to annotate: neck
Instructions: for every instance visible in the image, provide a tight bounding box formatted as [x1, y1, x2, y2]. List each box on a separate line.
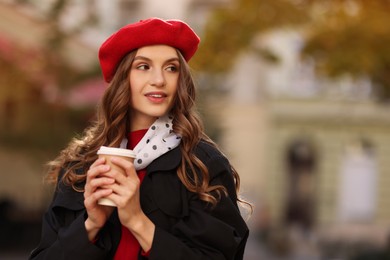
[130, 114, 157, 131]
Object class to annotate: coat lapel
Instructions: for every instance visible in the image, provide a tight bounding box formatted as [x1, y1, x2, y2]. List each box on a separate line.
[146, 146, 181, 175]
[141, 146, 189, 218]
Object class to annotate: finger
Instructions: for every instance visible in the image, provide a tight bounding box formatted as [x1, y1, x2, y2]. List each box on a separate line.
[84, 188, 113, 208]
[90, 157, 106, 169]
[89, 176, 115, 190]
[85, 164, 111, 196]
[98, 158, 130, 182]
[104, 182, 126, 196]
[104, 192, 127, 208]
[102, 168, 139, 190]
[87, 164, 110, 180]
[110, 157, 137, 178]
[104, 177, 139, 198]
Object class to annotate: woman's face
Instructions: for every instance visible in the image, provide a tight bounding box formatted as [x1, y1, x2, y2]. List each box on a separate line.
[129, 45, 179, 130]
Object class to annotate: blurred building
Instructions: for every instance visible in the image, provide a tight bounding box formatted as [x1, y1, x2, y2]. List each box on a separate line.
[219, 28, 390, 254]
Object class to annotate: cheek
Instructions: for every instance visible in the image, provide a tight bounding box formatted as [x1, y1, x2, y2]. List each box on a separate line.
[169, 75, 179, 92]
[129, 76, 142, 94]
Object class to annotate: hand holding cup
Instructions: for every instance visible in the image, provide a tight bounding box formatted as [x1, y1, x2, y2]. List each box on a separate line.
[97, 146, 136, 207]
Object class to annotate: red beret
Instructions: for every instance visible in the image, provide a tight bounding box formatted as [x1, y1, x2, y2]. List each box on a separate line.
[98, 18, 200, 83]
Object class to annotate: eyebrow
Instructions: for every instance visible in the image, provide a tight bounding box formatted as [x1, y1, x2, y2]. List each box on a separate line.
[133, 56, 180, 63]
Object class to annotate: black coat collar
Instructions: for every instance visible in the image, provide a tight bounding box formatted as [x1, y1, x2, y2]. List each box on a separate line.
[146, 146, 181, 175]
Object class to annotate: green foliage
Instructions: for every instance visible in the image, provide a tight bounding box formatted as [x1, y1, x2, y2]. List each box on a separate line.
[195, 0, 390, 100]
[302, 0, 390, 100]
[191, 0, 308, 72]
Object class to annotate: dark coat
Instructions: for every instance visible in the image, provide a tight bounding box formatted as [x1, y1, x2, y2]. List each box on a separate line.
[29, 141, 249, 260]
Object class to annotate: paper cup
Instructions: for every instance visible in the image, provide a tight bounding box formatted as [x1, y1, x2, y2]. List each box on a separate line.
[97, 146, 136, 207]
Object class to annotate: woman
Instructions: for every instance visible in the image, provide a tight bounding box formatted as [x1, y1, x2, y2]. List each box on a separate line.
[30, 18, 249, 260]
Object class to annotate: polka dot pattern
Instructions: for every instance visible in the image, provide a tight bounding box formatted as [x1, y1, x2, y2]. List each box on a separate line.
[126, 114, 181, 170]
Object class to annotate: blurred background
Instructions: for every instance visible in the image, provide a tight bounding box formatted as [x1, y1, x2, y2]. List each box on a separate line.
[1, 0, 390, 259]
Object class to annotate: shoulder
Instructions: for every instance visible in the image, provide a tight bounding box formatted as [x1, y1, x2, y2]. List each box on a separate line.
[193, 140, 233, 179]
[194, 140, 229, 164]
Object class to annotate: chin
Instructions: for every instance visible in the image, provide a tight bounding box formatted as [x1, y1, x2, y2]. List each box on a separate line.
[148, 111, 168, 118]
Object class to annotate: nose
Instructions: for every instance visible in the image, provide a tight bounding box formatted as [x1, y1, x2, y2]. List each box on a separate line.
[150, 68, 166, 87]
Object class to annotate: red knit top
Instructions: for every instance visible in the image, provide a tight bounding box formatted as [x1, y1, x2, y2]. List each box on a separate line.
[113, 129, 150, 259]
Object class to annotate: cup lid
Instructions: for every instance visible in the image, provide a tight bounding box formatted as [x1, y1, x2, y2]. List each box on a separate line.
[97, 146, 136, 158]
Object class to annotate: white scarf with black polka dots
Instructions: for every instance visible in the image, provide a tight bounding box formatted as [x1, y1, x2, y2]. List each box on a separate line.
[120, 114, 181, 170]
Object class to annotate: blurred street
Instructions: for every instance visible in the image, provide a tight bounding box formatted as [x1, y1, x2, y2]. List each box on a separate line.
[244, 226, 321, 260]
[1, 219, 390, 259]
[244, 222, 390, 260]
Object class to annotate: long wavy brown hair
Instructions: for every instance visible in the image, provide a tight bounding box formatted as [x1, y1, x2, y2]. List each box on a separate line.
[46, 49, 244, 207]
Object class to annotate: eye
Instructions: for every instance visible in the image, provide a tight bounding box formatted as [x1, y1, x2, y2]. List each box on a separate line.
[166, 65, 179, 72]
[136, 64, 149, 70]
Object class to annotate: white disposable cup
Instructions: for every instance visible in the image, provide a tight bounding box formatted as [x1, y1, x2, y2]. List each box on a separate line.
[96, 146, 136, 207]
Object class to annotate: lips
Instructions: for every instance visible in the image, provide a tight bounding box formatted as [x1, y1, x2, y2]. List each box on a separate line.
[145, 92, 167, 103]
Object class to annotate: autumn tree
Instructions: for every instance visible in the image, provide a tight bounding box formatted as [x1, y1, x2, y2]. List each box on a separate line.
[191, 0, 308, 72]
[194, 0, 390, 100]
[301, 0, 390, 100]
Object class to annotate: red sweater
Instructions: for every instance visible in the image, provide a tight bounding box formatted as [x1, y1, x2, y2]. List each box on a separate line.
[114, 129, 149, 259]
